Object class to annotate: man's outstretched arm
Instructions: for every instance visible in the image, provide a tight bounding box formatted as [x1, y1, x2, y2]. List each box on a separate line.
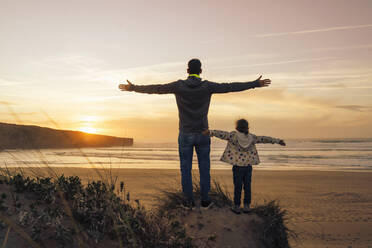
[208, 76, 271, 94]
[119, 80, 178, 94]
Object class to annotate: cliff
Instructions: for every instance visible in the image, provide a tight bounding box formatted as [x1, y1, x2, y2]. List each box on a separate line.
[0, 122, 133, 149]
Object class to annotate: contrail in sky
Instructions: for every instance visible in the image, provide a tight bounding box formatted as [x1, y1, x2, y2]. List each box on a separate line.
[218, 57, 337, 69]
[253, 24, 372, 38]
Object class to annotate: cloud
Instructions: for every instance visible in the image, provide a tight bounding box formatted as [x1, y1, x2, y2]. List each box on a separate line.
[0, 77, 28, 86]
[212, 88, 336, 110]
[0, 101, 15, 105]
[311, 44, 372, 53]
[40, 56, 186, 87]
[103, 105, 372, 141]
[253, 24, 372, 38]
[335, 105, 372, 112]
[261, 66, 372, 90]
[240, 115, 372, 139]
[100, 116, 179, 142]
[0, 112, 36, 116]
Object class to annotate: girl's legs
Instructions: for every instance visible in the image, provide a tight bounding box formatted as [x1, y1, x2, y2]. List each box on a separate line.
[243, 166, 253, 207]
[233, 166, 243, 207]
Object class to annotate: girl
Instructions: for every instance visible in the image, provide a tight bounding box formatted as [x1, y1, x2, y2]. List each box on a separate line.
[203, 119, 285, 214]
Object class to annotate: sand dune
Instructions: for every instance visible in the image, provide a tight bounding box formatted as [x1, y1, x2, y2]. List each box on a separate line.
[8, 168, 372, 247]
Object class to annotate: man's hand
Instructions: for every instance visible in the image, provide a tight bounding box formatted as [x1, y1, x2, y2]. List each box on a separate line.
[118, 80, 134, 91]
[202, 129, 210, 136]
[279, 140, 286, 146]
[255, 75, 271, 87]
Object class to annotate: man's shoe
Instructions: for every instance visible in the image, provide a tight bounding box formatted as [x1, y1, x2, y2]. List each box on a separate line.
[243, 204, 251, 214]
[201, 200, 214, 210]
[181, 200, 195, 210]
[231, 205, 241, 214]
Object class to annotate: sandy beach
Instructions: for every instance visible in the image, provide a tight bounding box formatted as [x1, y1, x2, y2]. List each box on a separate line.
[16, 167, 371, 248]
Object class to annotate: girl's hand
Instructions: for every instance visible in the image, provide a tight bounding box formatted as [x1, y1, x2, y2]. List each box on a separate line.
[202, 129, 210, 136]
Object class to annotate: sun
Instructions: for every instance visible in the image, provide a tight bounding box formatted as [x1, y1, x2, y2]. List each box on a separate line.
[79, 126, 98, 134]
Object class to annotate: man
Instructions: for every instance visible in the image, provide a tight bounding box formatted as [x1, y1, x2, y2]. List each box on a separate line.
[119, 58, 271, 209]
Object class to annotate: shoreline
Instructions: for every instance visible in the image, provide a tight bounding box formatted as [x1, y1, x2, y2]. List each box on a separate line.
[2, 165, 372, 173]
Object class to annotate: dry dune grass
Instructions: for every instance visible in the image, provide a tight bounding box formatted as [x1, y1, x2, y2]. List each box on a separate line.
[0, 171, 195, 248]
[157, 179, 294, 248]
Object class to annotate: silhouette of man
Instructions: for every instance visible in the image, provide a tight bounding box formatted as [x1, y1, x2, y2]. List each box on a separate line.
[119, 58, 271, 209]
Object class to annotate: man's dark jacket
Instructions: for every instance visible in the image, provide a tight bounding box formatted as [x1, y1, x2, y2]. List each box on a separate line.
[130, 76, 261, 133]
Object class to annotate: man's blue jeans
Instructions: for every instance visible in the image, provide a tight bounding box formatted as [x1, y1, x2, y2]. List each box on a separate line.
[178, 132, 211, 202]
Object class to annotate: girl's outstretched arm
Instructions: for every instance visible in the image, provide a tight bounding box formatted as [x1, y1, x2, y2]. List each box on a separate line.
[256, 135, 285, 145]
[208, 130, 232, 141]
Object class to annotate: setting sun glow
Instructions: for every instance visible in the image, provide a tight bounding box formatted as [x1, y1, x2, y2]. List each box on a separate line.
[79, 127, 98, 134]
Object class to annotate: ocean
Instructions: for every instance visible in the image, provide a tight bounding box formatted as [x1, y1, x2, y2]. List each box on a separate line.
[1, 138, 372, 171]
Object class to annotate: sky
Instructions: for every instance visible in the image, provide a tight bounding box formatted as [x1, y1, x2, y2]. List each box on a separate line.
[0, 0, 372, 142]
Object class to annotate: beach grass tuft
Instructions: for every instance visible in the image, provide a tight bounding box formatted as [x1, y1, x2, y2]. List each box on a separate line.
[252, 200, 296, 248]
[0, 172, 195, 248]
[157, 178, 233, 213]
[157, 178, 294, 248]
